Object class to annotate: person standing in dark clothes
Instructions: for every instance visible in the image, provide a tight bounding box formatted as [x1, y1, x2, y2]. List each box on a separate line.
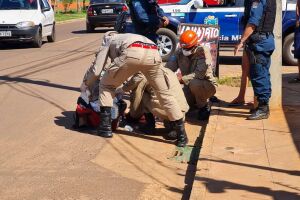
[234, 0, 276, 120]
[128, 0, 169, 42]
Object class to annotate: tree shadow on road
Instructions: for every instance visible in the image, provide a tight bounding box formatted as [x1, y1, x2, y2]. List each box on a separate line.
[54, 111, 78, 130]
[0, 76, 80, 92]
[205, 98, 253, 119]
[180, 123, 207, 200]
[195, 177, 300, 200]
[54, 111, 176, 145]
[0, 41, 47, 50]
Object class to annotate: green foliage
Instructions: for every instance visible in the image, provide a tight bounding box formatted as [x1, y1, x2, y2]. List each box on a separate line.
[55, 11, 86, 22]
[217, 76, 241, 87]
[62, 0, 74, 12]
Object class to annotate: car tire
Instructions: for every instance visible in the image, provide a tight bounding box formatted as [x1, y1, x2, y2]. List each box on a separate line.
[283, 32, 297, 66]
[32, 26, 42, 48]
[86, 23, 95, 33]
[156, 28, 178, 62]
[47, 24, 56, 42]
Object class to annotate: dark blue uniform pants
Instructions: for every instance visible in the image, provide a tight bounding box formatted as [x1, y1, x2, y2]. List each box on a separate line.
[249, 50, 273, 104]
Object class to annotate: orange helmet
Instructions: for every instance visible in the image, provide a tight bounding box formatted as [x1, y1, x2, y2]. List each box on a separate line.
[179, 30, 198, 49]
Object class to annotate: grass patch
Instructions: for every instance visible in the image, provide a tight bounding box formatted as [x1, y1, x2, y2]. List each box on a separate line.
[217, 76, 252, 87]
[55, 11, 86, 22]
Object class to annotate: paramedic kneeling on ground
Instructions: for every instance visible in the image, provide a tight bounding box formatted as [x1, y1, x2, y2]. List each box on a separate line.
[165, 30, 217, 121]
[117, 70, 189, 139]
[81, 31, 188, 147]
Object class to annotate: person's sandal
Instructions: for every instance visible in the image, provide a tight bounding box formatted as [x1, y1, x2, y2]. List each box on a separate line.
[228, 101, 245, 107]
[288, 77, 300, 84]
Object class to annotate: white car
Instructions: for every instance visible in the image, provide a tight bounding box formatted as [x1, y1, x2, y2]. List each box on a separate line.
[0, 0, 55, 47]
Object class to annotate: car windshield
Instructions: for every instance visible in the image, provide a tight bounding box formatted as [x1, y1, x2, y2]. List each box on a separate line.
[90, 0, 125, 4]
[0, 0, 38, 10]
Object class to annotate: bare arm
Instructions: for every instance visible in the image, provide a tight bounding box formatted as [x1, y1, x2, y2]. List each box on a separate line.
[234, 24, 256, 55]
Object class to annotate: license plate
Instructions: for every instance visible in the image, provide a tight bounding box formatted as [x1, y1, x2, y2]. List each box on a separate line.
[0, 31, 12, 37]
[126, 17, 132, 23]
[101, 9, 113, 14]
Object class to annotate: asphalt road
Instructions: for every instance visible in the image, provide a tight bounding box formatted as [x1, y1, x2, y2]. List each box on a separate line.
[0, 20, 144, 200]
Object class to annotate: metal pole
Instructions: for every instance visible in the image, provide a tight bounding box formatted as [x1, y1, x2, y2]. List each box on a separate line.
[269, 0, 282, 109]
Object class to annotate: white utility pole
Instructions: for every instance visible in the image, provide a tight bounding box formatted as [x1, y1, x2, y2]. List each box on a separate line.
[269, 0, 283, 109]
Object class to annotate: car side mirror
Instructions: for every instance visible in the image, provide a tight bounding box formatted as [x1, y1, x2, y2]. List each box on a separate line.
[193, 0, 204, 9]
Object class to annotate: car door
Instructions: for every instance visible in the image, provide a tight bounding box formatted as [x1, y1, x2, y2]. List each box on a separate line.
[185, 0, 243, 45]
[39, 0, 53, 36]
[233, 0, 245, 44]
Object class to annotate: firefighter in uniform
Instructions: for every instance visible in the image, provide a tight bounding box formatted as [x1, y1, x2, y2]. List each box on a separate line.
[165, 30, 217, 121]
[234, 0, 276, 120]
[128, 0, 169, 42]
[117, 69, 189, 138]
[82, 31, 188, 147]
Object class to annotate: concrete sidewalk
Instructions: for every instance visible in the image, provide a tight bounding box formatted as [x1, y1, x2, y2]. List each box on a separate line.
[190, 73, 300, 199]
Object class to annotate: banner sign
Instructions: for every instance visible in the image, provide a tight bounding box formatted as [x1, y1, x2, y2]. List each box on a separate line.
[178, 23, 220, 77]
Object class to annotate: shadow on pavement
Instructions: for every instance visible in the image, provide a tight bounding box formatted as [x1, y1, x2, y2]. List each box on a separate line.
[54, 111, 76, 130]
[208, 99, 253, 119]
[55, 110, 209, 198]
[0, 41, 46, 50]
[195, 177, 300, 200]
[282, 73, 300, 156]
[116, 129, 175, 145]
[0, 76, 80, 92]
[181, 123, 207, 200]
[54, 111, 175, 145]
[0, 39, 97, 78]
[200, 158, 300, 176]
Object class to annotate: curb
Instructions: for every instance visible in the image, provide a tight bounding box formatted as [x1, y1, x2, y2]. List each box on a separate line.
[189, 103, 220, 200]
[56, 18, 85, 25]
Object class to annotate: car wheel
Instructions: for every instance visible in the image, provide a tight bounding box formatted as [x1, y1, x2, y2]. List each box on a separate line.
[32, 26, 42, 48]
[157, 28, 178, 62]
[47, 24, 56, 42]
[283, 32, 297, 66]
[86, 23, 95, 33]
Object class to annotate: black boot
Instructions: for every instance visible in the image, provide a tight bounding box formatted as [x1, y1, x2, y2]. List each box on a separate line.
[139, 113, 156, 134]
[162, 120, 177, 140]
[247, 102, 269, 120]
[198, 104, 210, 121]
[97, 106, 113, 137]
[174, 118, 188, 147]
[125, 113, 139, 124]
